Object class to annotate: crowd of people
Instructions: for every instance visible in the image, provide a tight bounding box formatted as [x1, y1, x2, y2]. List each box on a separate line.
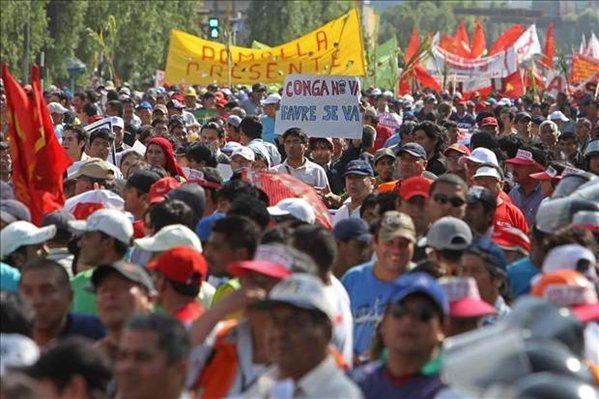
[0, 77, 598, 398]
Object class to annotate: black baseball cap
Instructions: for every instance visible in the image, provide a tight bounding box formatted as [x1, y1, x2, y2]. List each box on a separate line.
[126, 170, 161, 194]
[515, 112, 532, 123]
[333, 218, 372, 242]
[396, 143, 427, 160]
[343, 160, 374, 177]
[466, 185, 497, 212]
[89, 261, 155, 293]
[252, 83, 267, 92]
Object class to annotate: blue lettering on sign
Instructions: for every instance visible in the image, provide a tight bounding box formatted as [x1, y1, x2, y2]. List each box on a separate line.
[342, 105, 360, 121]
[281, 105, 317, 121]
[323, 105, 339, 121]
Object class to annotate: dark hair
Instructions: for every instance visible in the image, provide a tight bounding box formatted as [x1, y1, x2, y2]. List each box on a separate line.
[409, 259, 448, 279]
[200, 121, 225, 139]
[377, 191, 398, 215]
[167, 279, 200, 298]
[89, 128, 114, 145]
[83, 103, 99, 118]
[186, 143, 217, 167]
[105, 100, 124, 117]
[168, 116, 185, 129]
[497, 134, 524, 159]
[361, 126, 375, 150]
[20, 259, 71, 289]
[239, 116, 263, 140]
[260, 225, 296, 245]
[282, 127, 308, 144]
[27, 337, 112, 399]
[124, 314, 189, 364]
[136, 125, 154, 146]
[63, 124, 87, 143]
[96, 231, 130, 257]
[441, 119, 458, 130]
[147, 199, 196, 231]
[211, 216, 260, 257]
[216, 180, 259, 204]
[151, 117, 169, 127]
[398, 121, 416, 140]
[228, 194, 271, 230]
[360, 193, 378, 219]
[430, 173, 467, 195]
[413, 121, 447, 156]
[0, 291, 34, 337]
[292, 225, 337, 276]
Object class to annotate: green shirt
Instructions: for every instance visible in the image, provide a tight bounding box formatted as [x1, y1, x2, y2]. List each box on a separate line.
[70, 268, 97, 315]
[211, 278, 241, 306]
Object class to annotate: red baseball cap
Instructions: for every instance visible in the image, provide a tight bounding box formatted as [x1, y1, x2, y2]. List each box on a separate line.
[148, 246, 207, 286]
[149, 177, 181, 204]
[480, 117, 498, 127]
[88, 115, 104, 124]
[227, 244, 295, 279]
[505, 149, 542, 168]
[439, 277, 496, 318]
[529, 165, 562, 181]
[443, 143, 471, 157]
[397, 176, 433, 200]
[492, 224, 531, 254]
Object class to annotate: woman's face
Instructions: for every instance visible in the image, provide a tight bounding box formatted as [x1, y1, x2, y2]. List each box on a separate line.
[146, 144, 166, 168]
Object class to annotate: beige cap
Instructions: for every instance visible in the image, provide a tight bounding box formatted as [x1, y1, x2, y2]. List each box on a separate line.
[70, 158, 115, 180]
[378, 211, 416, 242]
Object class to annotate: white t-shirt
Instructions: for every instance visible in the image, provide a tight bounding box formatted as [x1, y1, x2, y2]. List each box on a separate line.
[274, 158, 330, 189]
[331, 199, 362, 227]
[325, 276, 354, 367]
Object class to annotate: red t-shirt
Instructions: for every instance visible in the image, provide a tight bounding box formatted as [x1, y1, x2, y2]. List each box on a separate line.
[132, 220, 146, 239]
[373, 125, 393, 152]
[173, 301, 204, 325]
[494, 198, 529, 234]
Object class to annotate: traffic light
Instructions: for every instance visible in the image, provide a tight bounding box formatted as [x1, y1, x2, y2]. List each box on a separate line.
[208, 18, 219, 39]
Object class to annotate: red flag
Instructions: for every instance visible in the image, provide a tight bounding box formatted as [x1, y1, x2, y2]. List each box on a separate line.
[439, 35, 457, 55]
[489, 24, 526, 55]
[414, 65, 442, 92]
[404, 27, 421, 63]
[501, 70, 525, 98]
[469, 20, 487, 58]
[454, 20, 471, 58]
[542, 22, 555, 69]
[2, 64, 72, 224]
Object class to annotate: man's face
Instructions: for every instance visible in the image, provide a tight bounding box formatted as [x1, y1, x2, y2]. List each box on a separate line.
[375, 157, 395, 181]
[123, 186, 146, 215]
[558, 138, 578, 157]
[252, 89, 266, 101]
[123, 103, 134, 117]
[79, 231, 111, 266]
[138, 108, 152, 124]
[508, 164, 539, 185]
[96, 272, 152, 331]
[230, 155, 252, 172]
[397, 153, 426, 179]
[516, 119, 531, 136]
[457, 253, 497, 305]
[88, 138, 111, 161]
[204, 232, 238, 277]
[345, 174, 373, 201]
[310, 143, 332, 166]
[464, 202, 491, 236]
[427, 182, 466, 222]
[473, 176, 502, 198]
[374, 236, 414, 275]
[267, 305, 329, 374]
[575, 122, 591, 143]
[153, 122, 168, 137]
[283, 135, 306, 160]
[50, 112, 64, 125]
[444, 150, 464, 174]
[337, 239, 372, 269]
[62, 130, 84, 160]
[447, 126, 461, 143]
[116, 329, 182, 399]
[19, 268, 71, 332]
[413, 130, 435, 155]
[397, 196, 428, 235]
[170, 126, 187, 145]
[72, 96, 84, 111]
[381, 296, 444, 356]
[201, 128, 222, 151]
[480, 125, 498, 136]
[105, 105, 120, 117]
[540, 125, 558, 147]
[184, 95, 197, 109]
[589, 154, 599, 175]
[263, 103, 277, 117]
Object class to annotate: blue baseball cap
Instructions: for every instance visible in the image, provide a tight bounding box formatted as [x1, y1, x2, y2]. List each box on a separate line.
[195, 212, 226, 242]
[136, 101, 152, 110]
[396, 143, 427, 160]
[343, 160, 374, 177]
[391, 272, 449, 316]
[464, 238, 508, 275]
[333, 218, 372, 242]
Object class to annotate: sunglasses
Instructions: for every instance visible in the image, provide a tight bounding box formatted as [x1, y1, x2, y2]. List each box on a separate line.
[433, 193, 465, 207]
[390, 302, 437, 323]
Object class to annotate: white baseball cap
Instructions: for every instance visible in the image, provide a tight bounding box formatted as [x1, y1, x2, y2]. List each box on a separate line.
[257, 273, 334, 321]
[0, 221, 56, 260]
[0, 334, 40, 375]
[268, 198, 315, 224]
[110, 116, 125, 129]
[542, 244, 597, 279]
[222, 141, 243, 155]
[549, 110, 569, 122]
[261, 93, 281, 105]
[134, 224, 202, 253]
[69, 209, 133, 245]
[473, 165, 503, 181]
[459, 147, 499, 167]
[231, 146, 255, 162]
[47, 102, 69, 114]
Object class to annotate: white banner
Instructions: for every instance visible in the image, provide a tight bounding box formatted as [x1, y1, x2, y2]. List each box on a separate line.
[274, 74, 362, 139]
[513, 25, 542, 63]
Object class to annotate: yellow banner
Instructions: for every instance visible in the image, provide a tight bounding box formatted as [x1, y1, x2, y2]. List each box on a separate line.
[165, 9, 366, 85]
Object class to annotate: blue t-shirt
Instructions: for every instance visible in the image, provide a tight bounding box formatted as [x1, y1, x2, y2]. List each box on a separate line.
[61, 313, 106, 341]
[507, 256, 540, 298]
[449, 112, 476, 129]
[341, 261, 398, 358]
[260, 115, 277, 144]
[0, 262, 20, 292]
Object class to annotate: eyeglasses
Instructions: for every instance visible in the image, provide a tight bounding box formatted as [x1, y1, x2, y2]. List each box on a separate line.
[390, 302, 437, 323]
[433, 193, 465, 207]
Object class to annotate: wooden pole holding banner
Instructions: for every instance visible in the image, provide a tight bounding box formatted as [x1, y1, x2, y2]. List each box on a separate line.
[225, 1, 232, 89]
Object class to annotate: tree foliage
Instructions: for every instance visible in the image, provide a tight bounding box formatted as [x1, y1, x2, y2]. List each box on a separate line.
[244, 0, 353, 47]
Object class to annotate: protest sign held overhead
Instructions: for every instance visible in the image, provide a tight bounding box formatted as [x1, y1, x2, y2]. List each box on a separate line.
[165, 9, 366, 84]
[275, 74, 362, 139]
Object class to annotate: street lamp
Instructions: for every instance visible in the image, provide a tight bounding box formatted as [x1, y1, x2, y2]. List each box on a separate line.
[66, 58, 86, 93]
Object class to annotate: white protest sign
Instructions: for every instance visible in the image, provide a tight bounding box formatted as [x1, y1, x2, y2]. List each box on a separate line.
[275, 74, 362, 139]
